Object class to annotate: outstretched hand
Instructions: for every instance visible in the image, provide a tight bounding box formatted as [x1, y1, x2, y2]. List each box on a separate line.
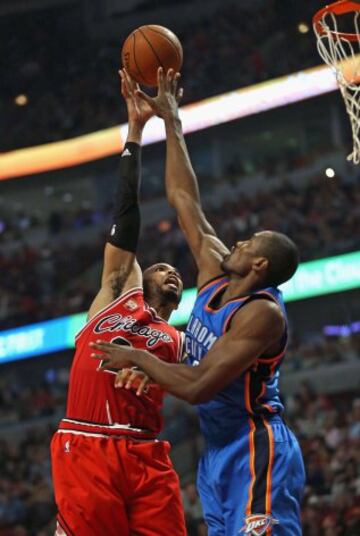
[90, 340, 136, 370]
[136, 67, 183, 120]
[120, 69, 155, 127]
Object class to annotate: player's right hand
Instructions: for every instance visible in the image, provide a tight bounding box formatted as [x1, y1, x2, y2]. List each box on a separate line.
[114, 367, 151, 396]
[135, 67, 183, 120]
[120, 68, 155, 127]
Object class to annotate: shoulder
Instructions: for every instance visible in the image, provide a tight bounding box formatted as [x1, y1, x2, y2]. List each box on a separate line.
[87, 285, 144, 323]
[121, 287, 145, 310]
[230, 298, 285, 340]
[197, 274, 228, 296]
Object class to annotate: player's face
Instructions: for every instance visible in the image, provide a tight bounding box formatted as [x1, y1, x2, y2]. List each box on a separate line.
[221, 232, 270, 277]
[143, 263, 183, 305]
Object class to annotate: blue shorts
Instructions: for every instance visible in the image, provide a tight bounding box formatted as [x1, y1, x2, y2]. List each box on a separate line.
[197, 416, 305, 536]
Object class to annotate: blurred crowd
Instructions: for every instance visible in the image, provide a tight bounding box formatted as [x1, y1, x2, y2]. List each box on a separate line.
[0, 429, 56, 536]
[290, 385, 360, 536]
[284, 334, 360, 373]
[2, 2, 360, 535]
[0, 358, 359, 535]
[1, 172, 359, 330]
[1, 0, 321, 150]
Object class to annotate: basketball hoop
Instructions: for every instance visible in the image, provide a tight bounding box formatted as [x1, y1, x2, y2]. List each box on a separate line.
[313, 1, 360, 163]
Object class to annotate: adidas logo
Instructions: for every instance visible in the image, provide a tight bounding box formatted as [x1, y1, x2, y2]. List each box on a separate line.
[121, 148, 132, 157]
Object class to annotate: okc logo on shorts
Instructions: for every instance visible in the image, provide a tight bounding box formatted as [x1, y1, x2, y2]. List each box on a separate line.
[240, 514, 279, 535]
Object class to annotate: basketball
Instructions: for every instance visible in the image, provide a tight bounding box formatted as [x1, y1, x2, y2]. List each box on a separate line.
[121, 25, 183, 87]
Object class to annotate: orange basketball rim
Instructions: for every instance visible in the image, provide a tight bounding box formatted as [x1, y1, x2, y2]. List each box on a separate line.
[313, 0, 360, 164]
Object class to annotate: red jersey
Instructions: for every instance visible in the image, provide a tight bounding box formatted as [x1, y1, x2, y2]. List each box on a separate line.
[59, 287, 183, 440]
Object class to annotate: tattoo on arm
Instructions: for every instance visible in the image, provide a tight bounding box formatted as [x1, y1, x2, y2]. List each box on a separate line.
[109, 268, 128, 299]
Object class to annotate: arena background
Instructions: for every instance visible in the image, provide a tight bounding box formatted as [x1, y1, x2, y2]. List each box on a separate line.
[0, 0, 360, 534]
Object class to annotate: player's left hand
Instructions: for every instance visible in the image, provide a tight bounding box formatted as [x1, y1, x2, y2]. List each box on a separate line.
[135, 67, 183, 121]
[114, 368, 151, 396]
[120, 68, 155, 126]
[90, 340, 136, 370]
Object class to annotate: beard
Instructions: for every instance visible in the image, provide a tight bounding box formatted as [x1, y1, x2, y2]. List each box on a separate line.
[160, 286, 181, 306]
[144, 279, 181, 306]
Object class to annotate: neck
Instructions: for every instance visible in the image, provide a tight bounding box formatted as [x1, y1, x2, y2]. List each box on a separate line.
[220, 275, 263, 305]
[147, 296, 175, 321]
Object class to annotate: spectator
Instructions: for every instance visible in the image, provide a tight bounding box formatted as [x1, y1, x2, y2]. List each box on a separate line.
[1, 175, 359, 330]
[0, 0, 321, 151]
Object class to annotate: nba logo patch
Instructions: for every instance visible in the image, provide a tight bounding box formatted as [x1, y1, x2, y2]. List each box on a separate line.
[125, 299, 138, 311]
[240, 514, 279, 535]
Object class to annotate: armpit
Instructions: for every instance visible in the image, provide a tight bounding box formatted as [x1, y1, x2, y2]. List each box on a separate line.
[109, 268, 128, 299]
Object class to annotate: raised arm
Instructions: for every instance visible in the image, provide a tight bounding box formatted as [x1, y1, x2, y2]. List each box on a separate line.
[88, 71, 154, 319]
[137, 68, 229, 288]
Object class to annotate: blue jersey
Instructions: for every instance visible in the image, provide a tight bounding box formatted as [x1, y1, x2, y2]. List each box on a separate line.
[186, 275, 305, 535]
[185, 274, 288, 445]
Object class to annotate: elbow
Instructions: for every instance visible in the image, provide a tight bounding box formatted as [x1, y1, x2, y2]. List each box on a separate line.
[184, 384, 212, 405]
[185, 393, 199, 405]
[190, 393, 212, 405]
[179, 387, 197, 405]
[166, 187, 178, 208]
[167, 188, 191, 209]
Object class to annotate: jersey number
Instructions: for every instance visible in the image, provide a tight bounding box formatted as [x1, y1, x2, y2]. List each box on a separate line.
[101, 336, 134, 374]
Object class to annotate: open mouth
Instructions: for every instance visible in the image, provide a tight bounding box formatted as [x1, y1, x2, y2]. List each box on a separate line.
[165, 276, 179, 290]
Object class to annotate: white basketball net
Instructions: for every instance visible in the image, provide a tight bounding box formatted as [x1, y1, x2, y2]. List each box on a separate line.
[314, 9, 360, 163]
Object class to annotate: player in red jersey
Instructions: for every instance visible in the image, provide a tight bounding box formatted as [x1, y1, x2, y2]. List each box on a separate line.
[90, 69, 304, 536]
[50, 70, 187, 536]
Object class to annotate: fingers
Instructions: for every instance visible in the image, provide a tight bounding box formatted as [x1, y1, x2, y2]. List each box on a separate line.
[89, 351, 114, 372]
[173, 72, 181, 95]
[119, 69, 139, 102]
[136, 375, 149, 396]
[89, 342, 114, 368]
[119, 69, 130, 99]
[117, 369, 138, 389]
[126, 370, 140, 389]
[119, 71, 129, 99]
[94, 356, 121, 371]
[120, 69, 133, 90]
[114, 368, 150, 396]
[90, 340, 116, 351]
[157, 67, 165, 93]
[165, 68, 173, 89]
[176, 87, 184, 104]
[93, 356, 110, 370]
[114, 368, 132, 388]
[135, 89, 155, 107]
[163, 68, 181, 94]
[90, 352, 106, 362]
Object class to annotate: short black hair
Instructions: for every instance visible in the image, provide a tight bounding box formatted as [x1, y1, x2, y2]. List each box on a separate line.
[257, 231, 299, 287]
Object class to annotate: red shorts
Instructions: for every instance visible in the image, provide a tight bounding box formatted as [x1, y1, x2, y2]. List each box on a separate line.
[51, 432, 187, 536]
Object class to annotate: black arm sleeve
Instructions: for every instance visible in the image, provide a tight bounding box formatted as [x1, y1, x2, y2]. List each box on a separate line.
[107, 142, 141, 253]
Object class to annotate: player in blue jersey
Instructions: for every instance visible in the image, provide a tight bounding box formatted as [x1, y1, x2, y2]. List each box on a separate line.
[90, 68, 306, 536]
